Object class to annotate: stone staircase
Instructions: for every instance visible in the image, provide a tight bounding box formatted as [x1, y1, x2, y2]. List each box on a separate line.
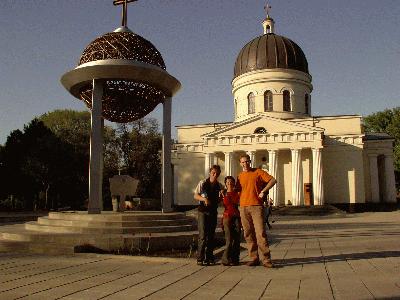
[0, 211, 198, 255]
[273, 204, 346, 216]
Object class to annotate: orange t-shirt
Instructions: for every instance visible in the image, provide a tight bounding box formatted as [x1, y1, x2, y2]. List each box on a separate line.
[237, 168, 273, 207]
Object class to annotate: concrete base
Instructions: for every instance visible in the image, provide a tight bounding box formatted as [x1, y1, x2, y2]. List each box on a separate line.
[0, 211, 198, 255]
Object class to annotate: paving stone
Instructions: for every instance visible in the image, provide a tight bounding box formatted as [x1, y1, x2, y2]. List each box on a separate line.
[0, 211, 399, 299]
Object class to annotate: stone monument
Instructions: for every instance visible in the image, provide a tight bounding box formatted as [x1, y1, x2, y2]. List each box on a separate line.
[109, 175, 139, 211]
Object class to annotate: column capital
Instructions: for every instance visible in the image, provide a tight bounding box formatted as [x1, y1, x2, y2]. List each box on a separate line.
[367, 153, 379, 158]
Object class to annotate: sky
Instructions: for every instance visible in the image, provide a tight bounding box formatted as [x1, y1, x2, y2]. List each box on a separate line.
[0, 0, 399, 145]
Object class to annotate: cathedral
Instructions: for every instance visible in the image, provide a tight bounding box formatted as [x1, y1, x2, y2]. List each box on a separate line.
[171, 12, 397, 210]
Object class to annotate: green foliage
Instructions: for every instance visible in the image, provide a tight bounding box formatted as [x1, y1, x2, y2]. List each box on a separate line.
[364, 107, 400, 171]
[116, 118, 162, 199]
[0, 119, 85, 210]
[0, 109, 162, 211]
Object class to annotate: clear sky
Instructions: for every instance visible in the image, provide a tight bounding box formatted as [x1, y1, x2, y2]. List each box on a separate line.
[0, 0, 399, 145]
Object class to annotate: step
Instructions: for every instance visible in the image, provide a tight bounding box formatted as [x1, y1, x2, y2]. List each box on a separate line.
[47, 211, 188, 222]
[37, 216, 194, 227]
[0, 240, 29, 253]
[25, 222, 196, 234]
[0, 224, 200, 254]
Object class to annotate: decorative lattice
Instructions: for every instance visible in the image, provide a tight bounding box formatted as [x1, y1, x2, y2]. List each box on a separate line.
[79, 31, 165, 69]
[76, 31, 167, 123]
[79, 80, 166, 123]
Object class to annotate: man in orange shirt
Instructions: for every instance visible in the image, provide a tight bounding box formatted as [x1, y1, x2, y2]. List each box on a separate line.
[236, 154, 277, 268]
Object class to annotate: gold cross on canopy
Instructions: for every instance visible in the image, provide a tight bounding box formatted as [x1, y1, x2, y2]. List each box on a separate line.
[113, 0, 138, 27]
[264, 2, 272, 18]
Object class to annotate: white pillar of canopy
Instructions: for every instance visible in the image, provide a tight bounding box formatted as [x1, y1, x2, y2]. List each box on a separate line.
[61, 59, 181, 214]
[87, 79, 104, 213]
[162, 97, 173, 212]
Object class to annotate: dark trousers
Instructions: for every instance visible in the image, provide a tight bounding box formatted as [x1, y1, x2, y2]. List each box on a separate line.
[197, 210, 217, 262]
[221, 216, 241, 265]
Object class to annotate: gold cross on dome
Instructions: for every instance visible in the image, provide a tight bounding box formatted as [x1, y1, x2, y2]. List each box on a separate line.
[264, 2, 272, 18]
[113, 0, 138, 27]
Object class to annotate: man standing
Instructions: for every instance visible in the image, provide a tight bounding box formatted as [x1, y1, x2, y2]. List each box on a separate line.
[236, 154, 276, 268]
[194, 165, 224, 265]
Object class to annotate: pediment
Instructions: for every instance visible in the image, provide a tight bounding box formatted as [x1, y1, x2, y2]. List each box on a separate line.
[202, 114, 324, 138]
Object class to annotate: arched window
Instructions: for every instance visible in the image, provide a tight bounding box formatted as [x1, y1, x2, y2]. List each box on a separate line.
[305, 94, 309, 114]
[248, 92, 255, 114]
[283, 90, 291, 111]
[264, 90, 273, 111]
[254, 127, 267, 134]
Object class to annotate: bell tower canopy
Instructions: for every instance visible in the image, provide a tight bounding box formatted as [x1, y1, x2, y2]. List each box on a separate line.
[262, 3, 275, 34]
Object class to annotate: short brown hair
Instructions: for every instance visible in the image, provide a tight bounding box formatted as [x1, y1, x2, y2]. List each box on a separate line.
[224, 176, 235, 184]
[239, 154, 250, 161]
[209, 165, 221, 175]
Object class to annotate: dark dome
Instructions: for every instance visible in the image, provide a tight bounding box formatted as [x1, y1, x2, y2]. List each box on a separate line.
[76, 30, 167, 123]
[79, 31, 165, 69]
[234, 33, 309, 78]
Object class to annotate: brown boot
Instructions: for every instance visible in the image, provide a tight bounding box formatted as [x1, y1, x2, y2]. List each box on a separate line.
[263, 260, 274, 268]
[246, 260, 260, 266]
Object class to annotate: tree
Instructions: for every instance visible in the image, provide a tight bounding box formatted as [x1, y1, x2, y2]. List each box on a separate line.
[0, 109, 163, 211]
[116, 118, 162, 198]
[364, 107, 400, 172]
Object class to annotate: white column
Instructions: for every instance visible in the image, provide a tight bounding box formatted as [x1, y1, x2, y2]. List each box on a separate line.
[88, 79, 104, 214]
[268, 150, 279, 205]
[204, 152, 215, 177]
[162, 97, 173, 212]
[368, 154, 380, 203]
[291, 149, 302, 206]
[384, 154, 397, 203]
[224, 152, 234, 176]
[247, 150, 256, 168]
[312, 148, 324, 205]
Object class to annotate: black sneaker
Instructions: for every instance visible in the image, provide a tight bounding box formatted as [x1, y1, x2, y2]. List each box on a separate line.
[204, 259, 215, 266]
[196, 260, 204, 266]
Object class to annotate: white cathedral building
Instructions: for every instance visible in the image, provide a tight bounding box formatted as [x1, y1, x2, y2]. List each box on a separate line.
[171, 13, 397, 210]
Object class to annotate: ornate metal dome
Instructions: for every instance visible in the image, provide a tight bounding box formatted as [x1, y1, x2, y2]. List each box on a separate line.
[234, 33, 309, 78]
[77, 30, 167, 123]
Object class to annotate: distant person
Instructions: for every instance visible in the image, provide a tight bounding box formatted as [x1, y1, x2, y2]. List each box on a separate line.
[221, 176, 241, 266]
[194, 165, 224, 266]
[236, 154, 276, 268]
[264, 197, 274, 230]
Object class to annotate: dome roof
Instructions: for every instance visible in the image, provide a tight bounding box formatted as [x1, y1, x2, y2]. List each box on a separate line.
[234, 33, 309, 78]
[74, 29, 168, 123]
[79, 30, 166, 69]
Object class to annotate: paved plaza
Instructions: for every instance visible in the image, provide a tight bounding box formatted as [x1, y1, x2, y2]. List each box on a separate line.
[0, 211, 399, 300]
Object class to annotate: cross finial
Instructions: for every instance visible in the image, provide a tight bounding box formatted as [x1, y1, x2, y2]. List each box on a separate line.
[264, 2, 272, 18]
[113, 0, 138, 27]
